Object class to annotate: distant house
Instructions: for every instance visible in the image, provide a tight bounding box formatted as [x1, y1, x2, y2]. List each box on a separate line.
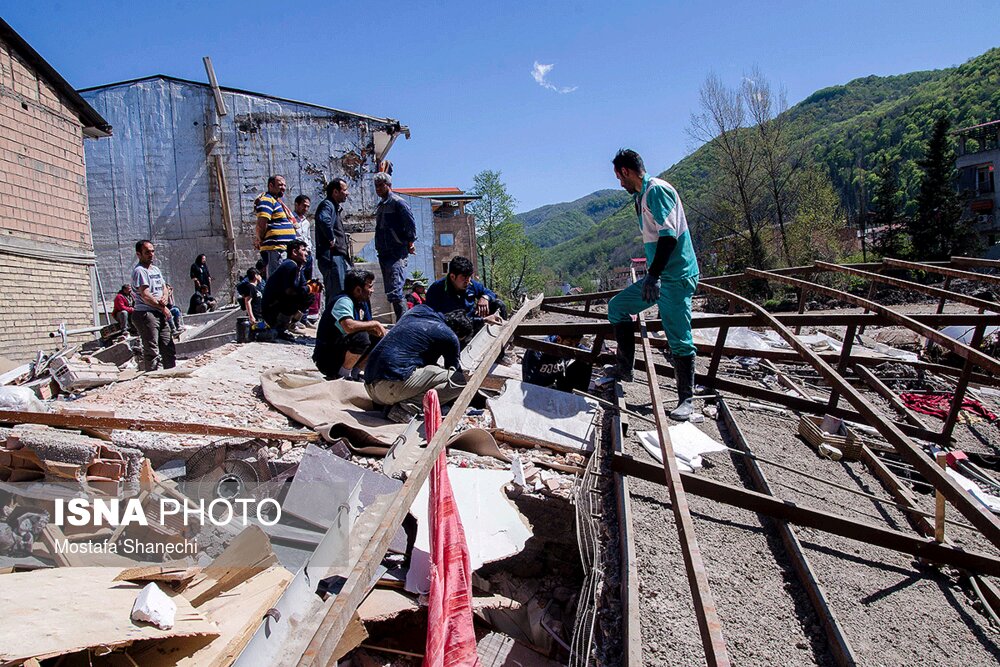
[78, 75, 409, 301]
[608, 257, 647, 289]
[0, 19, 112, 361]
[955, 119, 999, 247]
[360, 187, 479, 280]
[395, 188, 479, 279]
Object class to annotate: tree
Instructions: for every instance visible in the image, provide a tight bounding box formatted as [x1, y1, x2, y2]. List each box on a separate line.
[689, 73, 770, 271]
[745, 66, 804, 264]
[467, 170, 516, 290]
[467, 170, 543, 304]
[870, 158, 907, 258]
[909, 116, 967, 260]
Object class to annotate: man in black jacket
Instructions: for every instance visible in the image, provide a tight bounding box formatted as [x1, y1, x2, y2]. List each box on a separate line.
[262, 240, 316, 340]
[314, 178, 353, 308]
[373, 172, 417, 321]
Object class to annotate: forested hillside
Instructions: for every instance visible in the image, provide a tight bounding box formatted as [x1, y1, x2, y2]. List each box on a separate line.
[540, 47, 1000, 281]
[517, 189, 629, 248]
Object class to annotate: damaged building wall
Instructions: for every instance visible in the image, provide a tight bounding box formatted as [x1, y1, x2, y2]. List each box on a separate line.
[80, 75, 405, 301]
[0, 25, 109, 362]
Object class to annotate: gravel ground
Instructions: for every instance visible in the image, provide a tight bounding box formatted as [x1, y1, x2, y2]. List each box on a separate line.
[616, 363, 1000, 665]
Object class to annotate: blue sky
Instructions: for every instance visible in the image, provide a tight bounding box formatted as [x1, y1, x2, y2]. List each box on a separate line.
[4, 1, 997, 212]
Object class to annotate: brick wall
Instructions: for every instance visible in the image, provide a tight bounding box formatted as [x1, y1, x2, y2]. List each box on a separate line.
[433, 213, 478, 279]
[0, 255, 94, 360]
[0, 35, 97, 361]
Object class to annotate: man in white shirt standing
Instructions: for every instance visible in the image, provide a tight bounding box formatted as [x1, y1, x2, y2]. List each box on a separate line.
[131, 239, 176, 371]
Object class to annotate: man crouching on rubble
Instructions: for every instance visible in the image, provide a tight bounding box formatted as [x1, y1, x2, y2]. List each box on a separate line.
[606, 148, 700, 420]
[314, 269, 386, 380]
[261, 239, 318, 341]
[364, 306, 474, 423]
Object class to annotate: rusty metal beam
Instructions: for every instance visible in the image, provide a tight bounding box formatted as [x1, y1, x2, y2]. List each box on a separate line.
[717, 399, 858, 666]
[814, 261, 1000, 314]
[884, 257, 1000, 289]
[708, 276, 1000, 548]
[745, 268, 1000, 376]
[952, 256, 1000, 271]
[298, 295, 543, 666]
[543, 288, 620, 304]
[611, 384, 643, 666]
[610, 453, 1000, 576]
[513, 332, 1000, 391]
[520, 312, 1000, 337]
[512, 336, 944, 442]
[636, 309, 731, 665]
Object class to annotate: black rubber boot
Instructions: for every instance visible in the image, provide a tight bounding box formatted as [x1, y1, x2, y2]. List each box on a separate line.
[669, 354, 697, 421]
[611, 322, 635, 382]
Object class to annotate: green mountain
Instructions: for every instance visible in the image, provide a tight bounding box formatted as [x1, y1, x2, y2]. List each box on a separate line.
[517, 189, 630, 248]
[541, 47, 1000, 281]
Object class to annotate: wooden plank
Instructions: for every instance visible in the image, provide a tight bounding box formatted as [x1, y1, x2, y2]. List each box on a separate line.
[636, 308, 730, 666]
[0, 409, 318, 442]
[748, 267, 1000, 375]
[202, 56, 228, 117]
[297, 295, 543, 666]
[0, 567, 219, 664]
[120, 565, 293, 667]
[816, 260, 1000, 313]
[612, 385, 643, 666]
[184, 525, 278, 607]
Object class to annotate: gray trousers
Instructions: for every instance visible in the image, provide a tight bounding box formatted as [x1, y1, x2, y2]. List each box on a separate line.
[378, 256, 407, 320]
[320, 255, 350, 308]
[365, 365, 465, 410]
[261, 249, 286, 279]
[135, 310, 176, 371]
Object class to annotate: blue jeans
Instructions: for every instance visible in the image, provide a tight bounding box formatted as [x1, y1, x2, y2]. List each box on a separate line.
[169, 306, 183, 330]
[319, 255, 349, 308]
[378, 255, 407, 319]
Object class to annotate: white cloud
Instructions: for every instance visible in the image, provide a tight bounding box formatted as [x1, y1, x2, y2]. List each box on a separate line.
[531, 61, 577, 94]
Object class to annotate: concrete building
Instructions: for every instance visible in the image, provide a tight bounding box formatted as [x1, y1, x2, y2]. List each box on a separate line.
[0, 19, 111, 362]
[78, 74, 409, 303]
[955, 119, 999, 247]
[394, 187, 479, 279]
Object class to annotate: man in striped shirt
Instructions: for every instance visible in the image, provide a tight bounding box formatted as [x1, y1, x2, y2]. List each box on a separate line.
[255, 175, 297, 278]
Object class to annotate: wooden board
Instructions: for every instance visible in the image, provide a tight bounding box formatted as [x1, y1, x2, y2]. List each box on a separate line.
[0, 567, 218, 664]
[0, 410, 319, 443]
[116, 565, 293, 667]
[183, 525, 278, 607]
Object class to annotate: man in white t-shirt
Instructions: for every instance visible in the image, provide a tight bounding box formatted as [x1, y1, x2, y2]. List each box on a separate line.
[131, 239, 176, 370]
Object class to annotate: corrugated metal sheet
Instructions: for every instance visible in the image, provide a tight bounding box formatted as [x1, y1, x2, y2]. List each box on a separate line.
[82, 77, 398, 302]
[358, 192, 435, 280]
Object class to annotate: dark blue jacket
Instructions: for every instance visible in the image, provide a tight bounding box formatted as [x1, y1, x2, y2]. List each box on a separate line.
[261, 259, 309, 321]
[365, 305, 460, 383]
[374, 193, 417, 261]
[425, 277, 498, 318]
[314, 198, 351, 266]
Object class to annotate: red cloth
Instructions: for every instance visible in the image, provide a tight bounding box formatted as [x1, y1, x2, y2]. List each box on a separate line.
[112, 293, 134, 316]
[900, 392, 998, 422]
[423, 390, 480, 667]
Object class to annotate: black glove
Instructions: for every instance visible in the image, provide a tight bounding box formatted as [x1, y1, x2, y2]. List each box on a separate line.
[642, 274, 660, 303]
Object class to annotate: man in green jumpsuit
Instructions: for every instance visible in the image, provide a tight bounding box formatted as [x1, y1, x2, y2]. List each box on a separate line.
[607, 149, 700, 420]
